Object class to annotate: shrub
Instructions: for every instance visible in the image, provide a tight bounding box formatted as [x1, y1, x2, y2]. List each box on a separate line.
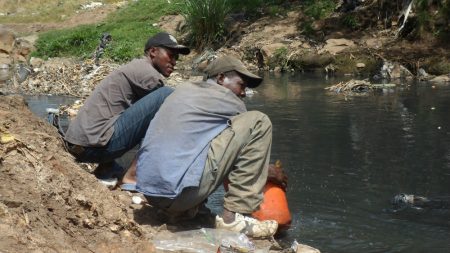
[303, 0, 336, 20]
[182, 0, 231, 50]
[342, 14, 359, 30]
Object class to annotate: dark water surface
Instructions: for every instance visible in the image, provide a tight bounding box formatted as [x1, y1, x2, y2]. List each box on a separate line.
[242, 73, 450, 253]
[24, 73, 450, 252]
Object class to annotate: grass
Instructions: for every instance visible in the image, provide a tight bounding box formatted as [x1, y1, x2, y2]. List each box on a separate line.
[32, 0, 182, 62]
[182, 0, 231, 50]
[303, 0, 336, 20]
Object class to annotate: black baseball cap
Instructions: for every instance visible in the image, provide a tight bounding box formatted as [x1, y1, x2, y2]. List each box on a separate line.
[204, 55, 263, 88]
[144, 32, 190, 55]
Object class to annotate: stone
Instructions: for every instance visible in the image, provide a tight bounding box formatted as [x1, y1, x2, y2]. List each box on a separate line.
[30, 57, 44, 68]
[296, 243, 321, 253]
[0, 52, 12, 65]
[319, 38, 356, 55]
[356, 62, 366, 68]
[159, 14, 186, 35]
[260, 42, 286, 64]
[390, 63, 413, 80]
[0, 26, 15, 54]
[15, 39, 35, 58]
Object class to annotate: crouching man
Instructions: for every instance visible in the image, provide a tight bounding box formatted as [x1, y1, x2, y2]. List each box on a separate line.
[136, 55, 287, 238]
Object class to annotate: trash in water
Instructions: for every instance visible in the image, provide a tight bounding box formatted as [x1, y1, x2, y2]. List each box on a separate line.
[154, 228, 259, 252]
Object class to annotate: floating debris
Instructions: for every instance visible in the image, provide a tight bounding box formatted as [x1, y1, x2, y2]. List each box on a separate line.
[325, 79, 396, 96]
[325, 79, 372, 94]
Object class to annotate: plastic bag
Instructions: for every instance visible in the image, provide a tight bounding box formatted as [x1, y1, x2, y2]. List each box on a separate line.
[154, 228, 255, 252]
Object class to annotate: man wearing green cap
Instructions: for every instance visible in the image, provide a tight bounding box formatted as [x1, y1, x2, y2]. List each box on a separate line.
[64, 32, 190, 187]
[136, 55, 287, 238]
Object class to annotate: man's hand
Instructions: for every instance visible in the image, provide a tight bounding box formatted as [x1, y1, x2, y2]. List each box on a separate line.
[267, 161, 288, 191]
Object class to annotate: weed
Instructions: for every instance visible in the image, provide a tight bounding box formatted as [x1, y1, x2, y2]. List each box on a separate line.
[269, 47, 289, 70]
[181, 0, 231, 50]
[342, 14, 359, 30]
[303, 0, 336, 20]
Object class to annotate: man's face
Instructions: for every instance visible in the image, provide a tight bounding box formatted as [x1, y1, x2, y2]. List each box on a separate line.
[148, 47, 179, 77]
[218, 73, 247, 98]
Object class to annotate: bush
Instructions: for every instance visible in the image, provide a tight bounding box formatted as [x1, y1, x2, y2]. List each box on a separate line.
[303, 0, 336, 20]
[182, 0, 231, 50]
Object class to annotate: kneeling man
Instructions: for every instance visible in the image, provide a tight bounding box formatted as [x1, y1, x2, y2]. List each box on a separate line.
[136, 55, 286, 238]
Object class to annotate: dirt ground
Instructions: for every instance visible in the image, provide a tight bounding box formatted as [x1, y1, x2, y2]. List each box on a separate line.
[0, 95, 158, 252]
[3, 3, 118, 35]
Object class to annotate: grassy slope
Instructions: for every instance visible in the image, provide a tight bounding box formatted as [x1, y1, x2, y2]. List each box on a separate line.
[32, 0, 182, 62]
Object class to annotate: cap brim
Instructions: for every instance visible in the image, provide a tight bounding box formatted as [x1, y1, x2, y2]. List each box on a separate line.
[165, 45, 191, 55]
[236, 69, 263, 88]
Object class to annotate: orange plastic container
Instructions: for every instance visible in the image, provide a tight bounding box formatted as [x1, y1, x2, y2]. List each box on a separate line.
[251, 181, 291, 231]
[223, 161, 292, 232]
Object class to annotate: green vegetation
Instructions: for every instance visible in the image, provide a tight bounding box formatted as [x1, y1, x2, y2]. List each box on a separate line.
[181, 0, 291, 50]
[342, 14, 359, 30]
[33, 0, 179, 62]
[268, 47, 289, 70]
[414, 0, 450, 39]
[303, 0, 335, 20]
[182, 0, 231, 50]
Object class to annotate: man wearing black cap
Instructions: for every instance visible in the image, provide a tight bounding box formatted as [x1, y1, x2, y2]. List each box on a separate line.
[136, 55, 287, 238]
[64, 32, 190, 187]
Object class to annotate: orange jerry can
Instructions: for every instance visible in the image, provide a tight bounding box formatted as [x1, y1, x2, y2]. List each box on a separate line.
[224, 160, 292, 232]
[252, 160, 291, 231]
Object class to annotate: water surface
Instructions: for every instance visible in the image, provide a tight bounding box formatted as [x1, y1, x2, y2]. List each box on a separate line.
[241, 73, 450, 253]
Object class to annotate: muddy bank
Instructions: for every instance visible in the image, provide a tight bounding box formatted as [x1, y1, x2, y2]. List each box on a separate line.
[0, 95, 159, 252]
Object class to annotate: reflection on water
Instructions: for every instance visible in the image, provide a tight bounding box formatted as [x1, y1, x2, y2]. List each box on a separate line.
[23, 73, 450, 252]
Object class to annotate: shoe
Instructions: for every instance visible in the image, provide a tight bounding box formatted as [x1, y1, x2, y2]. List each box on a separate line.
[97, 178, 118, 189]
[215, 213, 278, 238]
[93, 161, 126, 180]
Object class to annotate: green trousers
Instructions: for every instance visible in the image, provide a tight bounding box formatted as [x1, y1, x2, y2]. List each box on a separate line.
[151, 111, 272, 214]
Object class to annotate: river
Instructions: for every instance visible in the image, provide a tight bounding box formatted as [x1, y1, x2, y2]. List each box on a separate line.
[24, 73, 450, 253]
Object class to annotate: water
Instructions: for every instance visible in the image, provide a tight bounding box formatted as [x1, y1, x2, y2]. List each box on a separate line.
[23, 73, 450, 252]
[242, 73, 450, 253]
[24, 95, 78, 118]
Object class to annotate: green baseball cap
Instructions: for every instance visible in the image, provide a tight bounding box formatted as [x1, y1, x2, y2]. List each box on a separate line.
[204, 55, 263, 88]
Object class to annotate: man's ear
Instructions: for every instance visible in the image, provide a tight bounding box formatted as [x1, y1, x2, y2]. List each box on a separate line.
[148, 47, 158, 59]
[216, 73, 225, 86]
